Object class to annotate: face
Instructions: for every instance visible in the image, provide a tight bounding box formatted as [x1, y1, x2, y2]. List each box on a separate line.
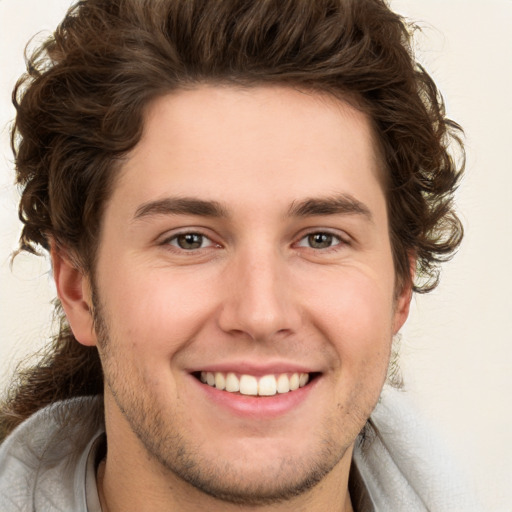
[69, 86, 410, 506]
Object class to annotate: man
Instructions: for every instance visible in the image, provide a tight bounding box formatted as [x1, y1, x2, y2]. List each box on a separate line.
[0, 0, 478, 510]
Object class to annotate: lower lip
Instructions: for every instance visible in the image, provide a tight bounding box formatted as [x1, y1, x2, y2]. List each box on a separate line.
[191, 374, 319, 419]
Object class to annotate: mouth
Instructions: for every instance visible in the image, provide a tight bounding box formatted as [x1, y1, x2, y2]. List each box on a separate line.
[192, 371, 320, 397]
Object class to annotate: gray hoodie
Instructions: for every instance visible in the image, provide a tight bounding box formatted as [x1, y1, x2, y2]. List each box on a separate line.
[0, 387, 481, 511]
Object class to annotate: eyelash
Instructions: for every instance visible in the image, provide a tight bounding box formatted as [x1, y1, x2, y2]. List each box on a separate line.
[164, 231, 218, 251]
[161, 230, 347, 253]
[295, 231, 345, 251]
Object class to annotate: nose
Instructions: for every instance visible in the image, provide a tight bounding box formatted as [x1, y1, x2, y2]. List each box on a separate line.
[217, 248, 301, 342]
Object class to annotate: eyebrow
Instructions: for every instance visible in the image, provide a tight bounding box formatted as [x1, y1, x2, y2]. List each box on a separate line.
[133, 197, 229, 220]
[132, 193, 372, 222]
[287, 194, 373, 221]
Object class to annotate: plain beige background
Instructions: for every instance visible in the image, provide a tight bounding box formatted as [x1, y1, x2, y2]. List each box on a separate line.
[1, 1, 511, 509]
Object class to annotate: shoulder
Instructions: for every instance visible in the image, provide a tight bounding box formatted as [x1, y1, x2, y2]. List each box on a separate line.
[352, 386, 484, 512]
[0, 396, 104, 512]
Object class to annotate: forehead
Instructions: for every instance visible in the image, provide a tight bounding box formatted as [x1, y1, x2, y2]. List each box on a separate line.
[111, 85, 386, 221]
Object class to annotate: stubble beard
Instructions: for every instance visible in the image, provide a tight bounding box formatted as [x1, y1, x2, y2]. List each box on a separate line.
[91, 289, 357, 507]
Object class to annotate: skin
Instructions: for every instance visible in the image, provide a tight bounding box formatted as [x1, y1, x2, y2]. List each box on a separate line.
[53, 86, 412, 511]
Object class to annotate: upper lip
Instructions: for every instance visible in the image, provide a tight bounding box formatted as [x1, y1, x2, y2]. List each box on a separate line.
[187, 361, 319, 376]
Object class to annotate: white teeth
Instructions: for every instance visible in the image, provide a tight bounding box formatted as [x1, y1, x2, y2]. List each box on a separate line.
[258, 375, 277, 396]
[289, 373, 300, 391]
[199, 371, 311, 396]
[225, 372, 240, 392]
[277, 373, 290, 393]
[299, 373, 309, 387]
[214, 372, 226, 391]
[239, 375, 258, 396]
[206, 372, 215, 387]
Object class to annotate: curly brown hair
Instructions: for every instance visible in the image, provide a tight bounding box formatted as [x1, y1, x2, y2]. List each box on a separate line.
[1, 0, 464, 439]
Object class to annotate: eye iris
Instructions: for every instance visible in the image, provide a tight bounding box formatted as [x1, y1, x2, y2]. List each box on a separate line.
[308, 233, 333, 249]
[177, 233, 203, 249]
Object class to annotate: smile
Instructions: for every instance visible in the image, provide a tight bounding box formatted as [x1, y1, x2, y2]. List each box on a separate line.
[198, 371, 312, 396]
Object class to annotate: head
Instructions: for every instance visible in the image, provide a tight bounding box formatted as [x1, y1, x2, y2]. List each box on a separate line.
[4, 0, 463, 506]
[13, 0, 463, 290]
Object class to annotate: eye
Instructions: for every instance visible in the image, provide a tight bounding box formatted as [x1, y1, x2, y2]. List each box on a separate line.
[297, 232, 343, 250]
[167, 232, 216, 250]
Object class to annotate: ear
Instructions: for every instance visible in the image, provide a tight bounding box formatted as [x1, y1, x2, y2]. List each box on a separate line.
[392, 256, 415, 334]
[51, 244, 98, 347]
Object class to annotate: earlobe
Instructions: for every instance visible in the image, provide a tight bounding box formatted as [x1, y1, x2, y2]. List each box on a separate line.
[393, 255, 416, 334]
[393, 282, 413, 334]
[51, 245, 97, 347]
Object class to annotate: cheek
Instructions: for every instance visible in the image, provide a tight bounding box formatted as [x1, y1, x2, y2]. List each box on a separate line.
[100, 258, 230, 369]
[97, 261, 217, 356]
[308, 270, 395, 370]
